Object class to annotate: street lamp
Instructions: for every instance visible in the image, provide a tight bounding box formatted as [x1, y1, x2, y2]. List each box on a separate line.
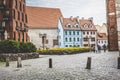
[86, 35, 92, 52]
[39, 33, 46, 49]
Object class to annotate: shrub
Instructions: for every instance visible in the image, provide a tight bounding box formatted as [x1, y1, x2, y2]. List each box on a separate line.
[0, 40, 19, 53]
[37, 47, 90, 55]
[0, 40, 37, 53]
[19, 42, 37, 53]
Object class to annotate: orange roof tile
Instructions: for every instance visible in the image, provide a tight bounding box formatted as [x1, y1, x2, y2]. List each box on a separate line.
[97, 33, 108, 40]
[26, 6, 63, 29]
[79, 19, 97, 31]
[62, 17, 81, 30]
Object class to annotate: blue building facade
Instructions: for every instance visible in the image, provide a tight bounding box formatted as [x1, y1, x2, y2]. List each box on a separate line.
[64, 30, 82, 47]
[58, 17, 82, 48]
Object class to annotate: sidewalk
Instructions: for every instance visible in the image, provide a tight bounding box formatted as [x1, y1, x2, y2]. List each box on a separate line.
[0, 51, 120, 80]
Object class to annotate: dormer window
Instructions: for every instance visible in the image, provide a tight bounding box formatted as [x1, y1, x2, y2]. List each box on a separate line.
[75, 24, 79, 28]
[84, 23, 88, 28]
[89, 24, 93, 28]
[67, 23, 71, 28]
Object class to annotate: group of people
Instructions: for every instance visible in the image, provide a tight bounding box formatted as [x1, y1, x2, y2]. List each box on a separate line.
[92, 44, 107, 53]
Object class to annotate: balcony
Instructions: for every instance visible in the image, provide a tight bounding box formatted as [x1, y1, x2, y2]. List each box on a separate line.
[16, 26, 19, 30]
[0, 4, 5, 10]
[20, 27, 23, 31]
[3, 16, 9, 21]
[0, 27, 5, 33]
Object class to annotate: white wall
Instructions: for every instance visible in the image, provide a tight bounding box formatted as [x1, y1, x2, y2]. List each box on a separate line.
[28, 28, 58, 49]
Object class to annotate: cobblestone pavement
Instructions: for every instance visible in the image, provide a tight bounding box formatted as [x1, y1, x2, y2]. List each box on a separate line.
[0, 51, 120, 80]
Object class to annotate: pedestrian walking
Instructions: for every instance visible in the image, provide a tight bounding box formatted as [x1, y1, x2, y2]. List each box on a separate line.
[103, 44, 107, 52]
[97, 45, 101, 53]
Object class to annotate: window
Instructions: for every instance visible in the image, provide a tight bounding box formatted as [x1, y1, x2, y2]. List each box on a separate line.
[2, 21, 5, 27]
[65, 38, 68, 42]
[20, 2, 22, 10]
[6, 10, 9, 15]
[75, 24, 79, 28]
[46, 39, 48, 44]
[77, 38, 79, 41]
[22, 13, 24, 21]
[84, 24, 88, 28]
[18, 11, 20, 20]
[69, 38, 72, 42]
[9, 0, 12, 7]
[12, 10, 15, 19]
[13, 32, 16, 40]
[25, 14, 27, 23]
[65, 45, 68, 47]
[77, 31, 79, 35]
[65, 31, 67, 35]
[22, 32, 24, 42]
[91, 31, 92, 35]
[67, 23, 71, 28]
[69, 45, 72, 47]
[89, 24, 93, 28]
[73, 31, 75, 35]
[73, 38, 76, 41]
[87, 32, 89, 35]
[83, 32, 85, 35]
[15, 0, 17, 8]
[69, 31, 71, 35]
[83, 38, 88, 41]
[18, 32, 20, 41]
[104, 41, 106, 43]
[91, 38, 95, 41]
[3, 0, 6, 5]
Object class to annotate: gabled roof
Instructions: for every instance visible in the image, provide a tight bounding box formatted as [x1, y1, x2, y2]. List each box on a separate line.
[26, 6, 62, 29]
[79, 18, 97, 31]
[97, 33, 108, 40]
[62, 17, 81, 30]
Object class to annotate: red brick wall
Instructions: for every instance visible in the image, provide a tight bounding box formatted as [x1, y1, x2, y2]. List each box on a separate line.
[106, 0, 118, 51]
[0, 0, 28, 42]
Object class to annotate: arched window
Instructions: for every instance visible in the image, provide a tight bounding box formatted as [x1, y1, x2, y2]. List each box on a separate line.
[75, 24, 79, 28]
[84, 23, 88, 28]
[67, 23, 71, 28]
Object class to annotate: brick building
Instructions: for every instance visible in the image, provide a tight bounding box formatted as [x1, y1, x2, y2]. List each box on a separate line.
[106, 0, 119, 51]
[0, 0, 29, 42]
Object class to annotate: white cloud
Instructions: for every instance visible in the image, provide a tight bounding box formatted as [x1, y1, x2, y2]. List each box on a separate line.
[26, 0, 106, 25]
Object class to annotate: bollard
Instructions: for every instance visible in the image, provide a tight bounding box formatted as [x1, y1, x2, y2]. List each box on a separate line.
[118, 57, 120, 69]
[86, 57, 92, 69]
[17, 57, 22, 68]
[49, 58, 52, 68]
[6, 57, 9, 67]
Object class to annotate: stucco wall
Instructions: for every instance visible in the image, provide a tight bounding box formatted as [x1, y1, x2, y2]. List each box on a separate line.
[28, 28, 58, 49]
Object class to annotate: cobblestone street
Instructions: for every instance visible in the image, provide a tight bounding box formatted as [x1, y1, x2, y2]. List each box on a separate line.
[0, 51, 120, 80]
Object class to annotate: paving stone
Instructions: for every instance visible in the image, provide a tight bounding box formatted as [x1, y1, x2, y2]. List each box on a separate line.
[0, 51, 120, 80]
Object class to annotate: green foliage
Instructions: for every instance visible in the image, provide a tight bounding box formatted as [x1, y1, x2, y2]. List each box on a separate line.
[37, 47, 90, 55]
[0, 40, 19, 53]
[0, 40, 36, 53]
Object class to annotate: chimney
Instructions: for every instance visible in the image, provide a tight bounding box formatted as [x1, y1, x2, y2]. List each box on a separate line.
[88, 17, 93, 21]
[76, 16, 79, 22]
[81, 17, 84, 20]
[70, 16, 73, 21]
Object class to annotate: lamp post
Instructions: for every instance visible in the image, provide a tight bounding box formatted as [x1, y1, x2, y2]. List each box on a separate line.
[86, 35, 92, 52]
[39, 33, 46, 49]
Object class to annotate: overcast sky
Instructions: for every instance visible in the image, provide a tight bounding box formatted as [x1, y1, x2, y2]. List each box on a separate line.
[26, 0, 107, 25]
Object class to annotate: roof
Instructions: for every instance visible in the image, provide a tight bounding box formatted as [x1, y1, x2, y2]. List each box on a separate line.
[95, 24, 107, 35]
[97, 33, 108, 40]
[79, 18, 97, 31]
[62, 17, 81, 30]
[26, 6, 62, 29]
